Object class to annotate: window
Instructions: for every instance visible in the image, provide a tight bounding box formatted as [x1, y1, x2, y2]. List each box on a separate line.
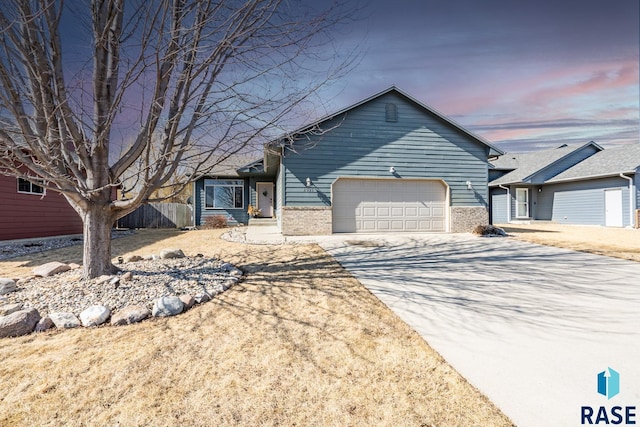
[17, 178, 44, 195]
[204, 179, 244, 209]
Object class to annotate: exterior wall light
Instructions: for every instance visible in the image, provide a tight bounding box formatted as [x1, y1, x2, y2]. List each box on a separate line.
[466, 180, 473, 190]
[389, 167, 396, 174]
[305, 177, 312, 187]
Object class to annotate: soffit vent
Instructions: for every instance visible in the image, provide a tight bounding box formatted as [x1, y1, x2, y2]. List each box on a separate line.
[385, 103, 398, 122]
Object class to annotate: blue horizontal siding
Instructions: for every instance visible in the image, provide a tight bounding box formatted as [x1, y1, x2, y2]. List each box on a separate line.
[544, 177, 630, 226]
[194, 178, 250, 225]
[282, 92, 489, 208]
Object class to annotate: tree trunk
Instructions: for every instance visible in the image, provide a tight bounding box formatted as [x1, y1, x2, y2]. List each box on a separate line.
[82, 204, 118, 278]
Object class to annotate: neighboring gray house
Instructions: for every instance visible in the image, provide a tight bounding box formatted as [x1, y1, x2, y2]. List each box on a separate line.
[489, 143, 640, 227]
[193, 86, 504, 234]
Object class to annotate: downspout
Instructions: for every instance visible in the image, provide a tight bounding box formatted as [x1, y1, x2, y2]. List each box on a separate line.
[498, 185, 511, 223]
[620, 173, 635, 227]
[191, 180, 196, 228]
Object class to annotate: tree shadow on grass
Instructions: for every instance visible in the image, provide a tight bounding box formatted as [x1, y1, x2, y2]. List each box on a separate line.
[209, 246, 399, 377]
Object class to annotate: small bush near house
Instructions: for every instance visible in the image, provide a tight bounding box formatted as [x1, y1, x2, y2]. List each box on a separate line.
[203, 215, 228, 229]
[472, 224, 507, 237]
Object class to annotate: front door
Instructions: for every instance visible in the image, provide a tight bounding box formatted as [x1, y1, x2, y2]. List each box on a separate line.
[516, 188, 529, 219]
[256, 182, 274, 218]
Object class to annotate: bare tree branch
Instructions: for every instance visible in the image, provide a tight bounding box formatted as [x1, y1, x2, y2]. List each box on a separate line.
[0, 0, 361, 278]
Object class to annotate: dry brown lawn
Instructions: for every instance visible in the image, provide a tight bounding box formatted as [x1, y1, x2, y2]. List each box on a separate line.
[0, 229, 512, 427]
[498, 222, 640, 262]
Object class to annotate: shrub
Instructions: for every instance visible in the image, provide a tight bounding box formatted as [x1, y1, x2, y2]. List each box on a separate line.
[472, 224, 507, 237]
[203, 215, 228, 229]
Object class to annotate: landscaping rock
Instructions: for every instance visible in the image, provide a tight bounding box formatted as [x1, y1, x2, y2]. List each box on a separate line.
[152, 296, 184, 317]
[68, 263, 82, 270]
[194, 293, 211, 304]
[0, 278, 17, 295]
[111, 305, 151, 326]
[33, 262, 71, 277]
[34, 316, 54, 332]
[49, 312, 81, 329]
[96, 275, 114, 285]
[0, 303, 23, 316]
[125, 254, 142, 263]
[179, 294, 195, 310]
[0, 307, 41, 338]
[159, 248, 185, 259]
[120, 272, 133, 282]
[0, 296, 7, 304]
[80, 305, 111, 327]
[16, 277, 33, 286]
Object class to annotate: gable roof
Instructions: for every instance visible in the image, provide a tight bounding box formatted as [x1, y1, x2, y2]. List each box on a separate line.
[268, 86, 504, 157]
[546, 143, 640, 183]
[489, 141, 603, 186]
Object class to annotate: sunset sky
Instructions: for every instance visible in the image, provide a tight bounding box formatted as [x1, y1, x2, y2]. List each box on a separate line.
[320, 0, 639, 152]
[45, 1, 640, 154]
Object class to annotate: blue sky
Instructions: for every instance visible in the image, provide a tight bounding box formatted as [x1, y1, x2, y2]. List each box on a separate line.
[318, 0, 639, 152]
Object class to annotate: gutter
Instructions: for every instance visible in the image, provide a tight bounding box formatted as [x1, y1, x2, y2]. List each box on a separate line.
[619, 173, 635, 227]
[498, 184, 511, 223]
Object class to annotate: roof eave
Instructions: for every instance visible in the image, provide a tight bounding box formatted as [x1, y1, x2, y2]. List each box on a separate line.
[546, 170, 636, 184]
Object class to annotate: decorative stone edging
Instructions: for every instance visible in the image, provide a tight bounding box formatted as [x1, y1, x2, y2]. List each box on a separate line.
[0, 248, 243, 339]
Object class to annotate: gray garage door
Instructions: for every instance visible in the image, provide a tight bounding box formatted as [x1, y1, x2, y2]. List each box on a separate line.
[332, 178, 446, 232]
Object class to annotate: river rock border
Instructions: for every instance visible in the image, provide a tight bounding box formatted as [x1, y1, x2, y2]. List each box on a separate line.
[0, 248, 243, 338]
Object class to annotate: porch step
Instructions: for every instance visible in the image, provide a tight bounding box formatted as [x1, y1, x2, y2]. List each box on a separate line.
[248, 218, 277, 226]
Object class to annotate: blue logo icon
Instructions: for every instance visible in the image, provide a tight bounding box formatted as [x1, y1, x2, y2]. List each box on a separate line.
[597, 367, 620, 399]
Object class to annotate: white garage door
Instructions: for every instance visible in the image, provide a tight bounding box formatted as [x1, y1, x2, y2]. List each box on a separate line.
[332, 179, 447, 233]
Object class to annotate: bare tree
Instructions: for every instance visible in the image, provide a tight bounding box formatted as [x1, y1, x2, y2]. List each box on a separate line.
[0, 0, 358, 278]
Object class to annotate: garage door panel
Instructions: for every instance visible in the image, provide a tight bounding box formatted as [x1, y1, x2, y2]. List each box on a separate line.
[405, 220, 418, 230]
[333, 179, 447, 233]
[361, 220, 376, 231]
[377, 207, 390, 216]
[377, 220, 391, 230]
[419, 207, 431, 216]
[362, 206, 376, 217]
[403, 206, 418, 217]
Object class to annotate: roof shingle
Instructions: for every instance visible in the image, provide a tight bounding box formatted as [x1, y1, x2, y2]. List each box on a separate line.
[546, 143, 640, 183]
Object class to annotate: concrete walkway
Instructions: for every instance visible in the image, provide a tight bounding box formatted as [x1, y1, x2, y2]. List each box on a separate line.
[316, 233, 640, 427]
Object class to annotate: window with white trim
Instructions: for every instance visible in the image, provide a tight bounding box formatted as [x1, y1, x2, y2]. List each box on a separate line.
[204, 179, 244, 209]
[17, 178, 44, 195]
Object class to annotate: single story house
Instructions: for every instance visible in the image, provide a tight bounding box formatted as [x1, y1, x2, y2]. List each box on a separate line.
[0, 174, 83, 241]
[193, 86, 504, 235]
[489, 143, 640, 227]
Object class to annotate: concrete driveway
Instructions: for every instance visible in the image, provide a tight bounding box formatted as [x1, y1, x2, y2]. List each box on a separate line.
[318, 234, 640, 427]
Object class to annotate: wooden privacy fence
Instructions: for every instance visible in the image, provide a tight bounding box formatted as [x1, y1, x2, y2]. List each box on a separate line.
[118, 203, 193, 229]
